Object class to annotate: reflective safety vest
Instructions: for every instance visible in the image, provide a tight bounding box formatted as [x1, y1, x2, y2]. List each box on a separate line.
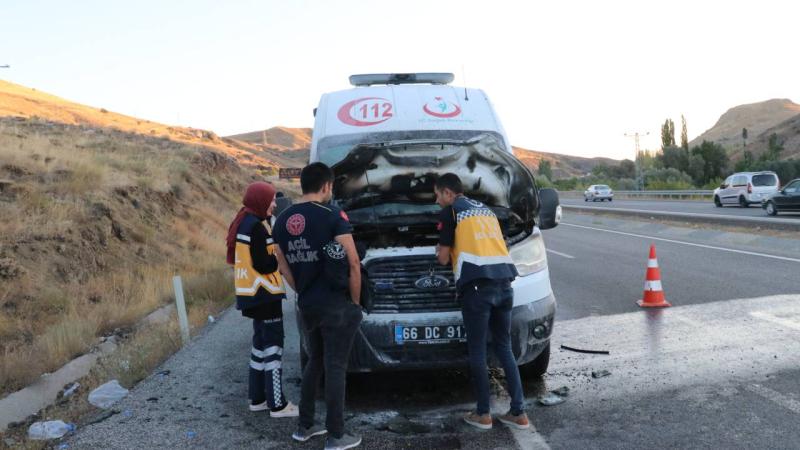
[234, 214, 286, 309]
[449, 196, 517, 290]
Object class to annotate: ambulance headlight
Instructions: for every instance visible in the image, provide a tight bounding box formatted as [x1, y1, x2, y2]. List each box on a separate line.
[509, 230, 548, 276]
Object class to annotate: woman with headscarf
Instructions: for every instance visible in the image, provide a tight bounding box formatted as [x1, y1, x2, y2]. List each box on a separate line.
[226, 181, 298, 417]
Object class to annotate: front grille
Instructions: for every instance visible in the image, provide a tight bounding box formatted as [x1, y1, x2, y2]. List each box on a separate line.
[366, 255, 458, 313]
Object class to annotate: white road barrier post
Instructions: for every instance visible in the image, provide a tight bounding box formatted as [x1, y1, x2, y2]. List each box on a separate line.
[172, 276, 190, 346]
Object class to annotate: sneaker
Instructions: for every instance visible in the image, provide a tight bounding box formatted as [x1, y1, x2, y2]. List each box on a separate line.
[463, 411, 493, 430]
[324, 433, 362, 450]
[498, 411, 530, 430]
[249, 400, 268, 412]
[292, 423, 327, 442]
[270, 401, 299, 418]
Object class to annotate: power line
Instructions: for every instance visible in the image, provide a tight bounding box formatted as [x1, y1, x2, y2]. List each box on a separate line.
[624, 131, 649, 191]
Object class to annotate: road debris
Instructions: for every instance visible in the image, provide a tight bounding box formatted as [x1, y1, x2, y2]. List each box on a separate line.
[560, 344, 610, 355]
[552, 386, 570, 397]
[538, 393, 566, 406]
[592, 370, 611, 379]
[60, 382, 80, 399]
[28, 420, 75, 440]
[88, 380, 129, 409]
[538, 386, 570, 406]
[378, 415, 432, 435]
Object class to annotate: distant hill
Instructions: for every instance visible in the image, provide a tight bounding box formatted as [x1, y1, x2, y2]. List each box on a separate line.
[225, 127, 312, 165]
[513, 147, 619, 179]
[736, 114, 800, 161]
[227, 127, 617, 179]
[0, 79, 300, 169]
[690, 98, 800, 160]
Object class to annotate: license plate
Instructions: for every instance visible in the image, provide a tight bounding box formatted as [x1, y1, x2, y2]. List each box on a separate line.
[394, 325, 467, 344]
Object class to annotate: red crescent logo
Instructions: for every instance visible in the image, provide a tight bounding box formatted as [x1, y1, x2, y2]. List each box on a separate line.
[337, 97, 394, 126]
[423, 101, 462, 118]
[286, 213, 306, 236]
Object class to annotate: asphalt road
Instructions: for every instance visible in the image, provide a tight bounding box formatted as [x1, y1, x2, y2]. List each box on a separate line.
[64, 214, 800, 449]
[561, 198, 800, 221]
[545, 213, 800, 320]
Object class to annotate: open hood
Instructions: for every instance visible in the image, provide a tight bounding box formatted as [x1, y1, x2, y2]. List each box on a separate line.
[331, 133, 539, 230]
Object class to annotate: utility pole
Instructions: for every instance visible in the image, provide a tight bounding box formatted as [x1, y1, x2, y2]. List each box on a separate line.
[625, 131, 649, 191]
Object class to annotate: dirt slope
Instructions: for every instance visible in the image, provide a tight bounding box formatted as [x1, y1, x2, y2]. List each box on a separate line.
[690, 99, 800, 154]
[0, 79, 302, 170]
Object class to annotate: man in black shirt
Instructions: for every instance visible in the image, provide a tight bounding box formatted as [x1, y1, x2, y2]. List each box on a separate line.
[273, 162, 363, 450]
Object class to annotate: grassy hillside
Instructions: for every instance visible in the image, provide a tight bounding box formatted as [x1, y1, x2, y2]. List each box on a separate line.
[0, 80, 302, 171]
[0, 81, 302, 396]
[690, 98, 800, 155]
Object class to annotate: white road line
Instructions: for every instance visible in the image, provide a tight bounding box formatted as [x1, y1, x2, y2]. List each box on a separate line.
[546, 249, 575, 259]
[746, 384, 800, 414]
[561, 222, 800, 264]
[490, 387, 551, 449]
[750, 311, 800, 332]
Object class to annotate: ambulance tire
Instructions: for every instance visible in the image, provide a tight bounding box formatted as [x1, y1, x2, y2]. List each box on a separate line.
[519, 342, 550, 379]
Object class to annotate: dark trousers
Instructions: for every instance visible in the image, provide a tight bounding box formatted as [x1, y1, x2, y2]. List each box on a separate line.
[249, 313, 287, 411]
[459, 280, 525, 416]
[298, 302, 362, 439]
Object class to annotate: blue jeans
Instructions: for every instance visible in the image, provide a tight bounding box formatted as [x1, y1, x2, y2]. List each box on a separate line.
[459, 279, 525, 416]
[298, 301, 363, 439]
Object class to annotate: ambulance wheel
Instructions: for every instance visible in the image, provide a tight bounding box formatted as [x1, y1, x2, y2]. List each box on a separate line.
[520, 342, 550, 379]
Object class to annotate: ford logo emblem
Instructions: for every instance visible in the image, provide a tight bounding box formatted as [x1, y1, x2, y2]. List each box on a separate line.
[414, 275, 450, 290]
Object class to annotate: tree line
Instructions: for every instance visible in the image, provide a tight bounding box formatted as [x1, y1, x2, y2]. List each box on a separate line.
[538, 115, 799, 191]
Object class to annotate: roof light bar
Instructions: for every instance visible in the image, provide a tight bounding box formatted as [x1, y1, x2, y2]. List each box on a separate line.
[349, 73, 455, 87]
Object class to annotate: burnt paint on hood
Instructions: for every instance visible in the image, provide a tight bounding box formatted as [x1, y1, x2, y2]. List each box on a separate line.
[331, 133, 539, 227]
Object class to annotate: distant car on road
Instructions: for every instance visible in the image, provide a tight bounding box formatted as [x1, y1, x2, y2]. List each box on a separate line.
[584, 184, 613, 202]
[763, 179, 800, 216]
[713, 171, 780, 208]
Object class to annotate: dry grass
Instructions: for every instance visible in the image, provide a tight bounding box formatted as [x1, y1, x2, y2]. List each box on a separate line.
[0, 266, 233, 447]
[0, 118, 248, 397]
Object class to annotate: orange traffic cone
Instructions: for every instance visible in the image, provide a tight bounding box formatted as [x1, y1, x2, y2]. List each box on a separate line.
[637, 244, 671, 308]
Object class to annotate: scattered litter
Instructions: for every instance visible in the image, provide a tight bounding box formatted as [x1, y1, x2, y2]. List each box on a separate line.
[207, 315, 215, 323]
[560, 345, 610, 355]
[186, 431, 197, 439]
[61, 382, 80, 399]
[28, 421, 75, 440]
[146, 397, 159, 402]
[88, 380, 129, 409]
[538, 393, 566, 406]
[3, 438, 18, 447]
[122, 410, 133, 418]
[58, 444, 70, 450]
[551, 386, 570, 397]
[157, 370, 171, 376]
[379, 416, 431, 435]
[538, 386, 570, 406]
[84, 410, 118, 426]
[592, 370, 611, 379]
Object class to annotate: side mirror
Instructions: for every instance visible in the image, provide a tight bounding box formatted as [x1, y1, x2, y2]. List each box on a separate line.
[720, 184, 727, 189]
[538, 188, 561, 230]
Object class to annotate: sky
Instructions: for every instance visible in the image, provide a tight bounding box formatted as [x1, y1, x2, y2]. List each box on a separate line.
[2, 0, 799, 160]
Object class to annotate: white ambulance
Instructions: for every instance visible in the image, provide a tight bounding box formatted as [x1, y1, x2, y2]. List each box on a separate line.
[303, 73, 560, 377]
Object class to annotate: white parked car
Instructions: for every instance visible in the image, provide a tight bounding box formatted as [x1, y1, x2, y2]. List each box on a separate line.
[584, 184, 613, 202]
[713, 172, 780, 207]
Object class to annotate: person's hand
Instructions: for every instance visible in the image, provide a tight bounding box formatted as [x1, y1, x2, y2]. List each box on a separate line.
[435, 244, 441, 256]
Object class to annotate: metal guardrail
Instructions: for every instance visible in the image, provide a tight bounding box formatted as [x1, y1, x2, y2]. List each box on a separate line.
[560, 190, 713, 201]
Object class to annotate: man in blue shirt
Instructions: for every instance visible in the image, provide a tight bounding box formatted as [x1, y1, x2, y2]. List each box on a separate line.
[273, 162, 363, 450]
